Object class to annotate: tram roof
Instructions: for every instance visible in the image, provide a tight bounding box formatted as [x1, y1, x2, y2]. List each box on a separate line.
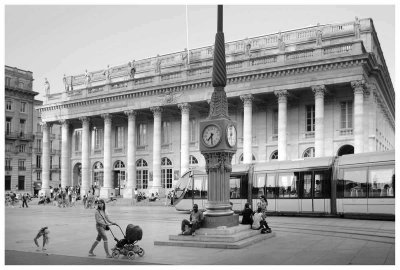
[337, 150, 395, 166]
[253, 156, 335, 172]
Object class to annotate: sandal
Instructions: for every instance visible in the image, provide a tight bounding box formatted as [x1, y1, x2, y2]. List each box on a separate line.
[106, 254, 112, 258]
[88, 253, 96, 257]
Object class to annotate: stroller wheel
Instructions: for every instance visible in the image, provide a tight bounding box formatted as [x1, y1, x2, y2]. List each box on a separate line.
[127, 251, 135, 260]
[137, 247, 145, 257]
[111, 249, 120, 259]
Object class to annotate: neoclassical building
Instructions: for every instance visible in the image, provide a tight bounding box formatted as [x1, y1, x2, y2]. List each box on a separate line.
[37, 18, 395, 198]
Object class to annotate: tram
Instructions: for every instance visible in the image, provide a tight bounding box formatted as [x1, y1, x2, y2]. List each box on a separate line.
[173, 151, 395, 219]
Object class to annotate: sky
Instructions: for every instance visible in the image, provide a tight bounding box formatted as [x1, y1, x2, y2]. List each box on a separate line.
[3, 2, 397, 100]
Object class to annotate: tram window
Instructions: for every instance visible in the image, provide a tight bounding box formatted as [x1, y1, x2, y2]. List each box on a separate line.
[184, 180, 193, 199]
[314, 171, 330, 198]
[266, 174, 276, 199]
[193, 179, 202, 199]
[337, 168, 367, 198]
[300, 172, 312, 198]
[278, 173, 298, 198]
[202, 176, 208, 199]
[230, 178, 241, 199]
[252, 174, 265, 199]
[368, 167, 394, 198]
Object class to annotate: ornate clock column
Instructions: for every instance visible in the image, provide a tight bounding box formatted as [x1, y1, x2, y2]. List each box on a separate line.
[200, 5, 238, 227]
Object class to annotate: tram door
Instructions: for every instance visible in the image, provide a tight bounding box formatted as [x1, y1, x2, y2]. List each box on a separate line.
[299, 172, 313, 212]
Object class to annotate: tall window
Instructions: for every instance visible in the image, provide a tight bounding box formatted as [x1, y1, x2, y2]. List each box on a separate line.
[36, 139, 42, 149]
[18, 176, 25, 190]
[36, 155, 41, 168]
[5, 77, 11, 87]
[137, 123, 147, 146]
[273, 109, 278, 135]
[6, 118, 12, 135]
[18, 160, 26, 171]
[6, 100, 12, 111]
[189, 155, 198, 165]
[19, 82, 24, 89]
[5, 159, 11, 170]
[6, 143, 13, 152]
[189, 119, 197, 142]
[340, 101, 353, 129]
[306, 105, 315, 132]
[136, 159, 148, 189]
[20, 102, 27, 113]
[37, 171, 41, 181]
[20, 119, 26, 135]
[162, 121, 171, 145]
[18, 144, 26, 153]
[94, 128, 103, 150]
[74, 130, 82, 152]
[93, 162, 104, 187]
[115, 126, 124, 148]
[161, 157, 173, 188]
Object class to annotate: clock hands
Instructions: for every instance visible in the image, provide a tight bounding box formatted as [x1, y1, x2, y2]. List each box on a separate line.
[207, 133, 214, 144]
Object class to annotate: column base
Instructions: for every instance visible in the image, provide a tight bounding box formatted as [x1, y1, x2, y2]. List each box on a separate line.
[80, 186, 91, 197]
[202, 214, 239, 228]
[123, 187, 136, 199]
[99, 187, 116, 199]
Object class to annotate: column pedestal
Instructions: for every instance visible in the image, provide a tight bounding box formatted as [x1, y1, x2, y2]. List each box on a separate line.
[203, 215, 239, 228]
[100, 187, 116, 198]
[123, 188, 135, 198]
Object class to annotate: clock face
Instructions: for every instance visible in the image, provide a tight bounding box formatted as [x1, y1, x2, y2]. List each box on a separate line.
[226, 124, 237, 147]
[202, 125, 221, 147]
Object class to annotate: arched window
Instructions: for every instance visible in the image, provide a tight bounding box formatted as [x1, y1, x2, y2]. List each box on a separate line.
[93, 161, 104, 187]
[136, 159, 148, 189]
[337, 145, 354, 156]
[270, 150, 278, 160]
[239, 154, 256, 164]
[114, 160, 126, 190]
[161, 157, 173, 189]
[303, 147, 315, 158]
[189, 155, 198, 165]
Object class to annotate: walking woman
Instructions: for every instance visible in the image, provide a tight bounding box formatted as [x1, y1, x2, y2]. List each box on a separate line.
[257, 195, 268, 218]
[88, 199, 116, 258]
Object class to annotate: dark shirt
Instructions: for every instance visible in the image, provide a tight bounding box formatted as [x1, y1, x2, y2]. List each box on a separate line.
[241, 208, 253, 225]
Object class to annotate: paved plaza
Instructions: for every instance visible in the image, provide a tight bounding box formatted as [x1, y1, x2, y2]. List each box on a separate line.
[4, 199, 395, 265]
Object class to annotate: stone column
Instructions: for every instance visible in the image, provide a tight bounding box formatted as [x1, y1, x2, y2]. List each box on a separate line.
[60, 119, 71, 188]
[178, 103, 190, 176]
[368, 87, 378, 152]
[80, 117, 91, 196]
[351, 80, 366, 154]
[100, 114, 113, 198]
[312, 85, 326, 157]
[124, 110, 137, 198]
[150, 106, 163, 196]
[240, 94, 253, 164]
[40, 122, 51, 196]
[275, 90, 288, 160]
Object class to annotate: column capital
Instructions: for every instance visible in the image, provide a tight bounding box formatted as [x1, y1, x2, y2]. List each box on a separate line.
[40, 121, 51, 131]
[311, 85, 326, 98]
[150, 106, 163, 117]
[58, 119, 70, 127]
[274, 90, 288, 103]
[178, 103, 191, 114]
[240, 94, 254, 107]
[101, 113, 112, 125]
[79, 116, 91, 125]
[351, 80, 366, 94]
[124, 110, 137, 120]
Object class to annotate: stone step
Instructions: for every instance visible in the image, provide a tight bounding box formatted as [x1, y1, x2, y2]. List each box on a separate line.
[154, 232, 275, 249]
[170, 228, 261, 243]
[195, 224, 252, 235]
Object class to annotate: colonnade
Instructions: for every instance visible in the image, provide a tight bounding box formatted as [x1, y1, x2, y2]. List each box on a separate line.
[40, 81, 368, 197]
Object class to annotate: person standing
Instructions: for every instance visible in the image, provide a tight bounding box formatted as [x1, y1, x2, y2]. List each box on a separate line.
[88, 199, 116, 258]
[257, 195, 268, 218]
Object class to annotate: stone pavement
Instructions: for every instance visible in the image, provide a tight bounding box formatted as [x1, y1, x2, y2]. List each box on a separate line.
[4, 199, 395, 265]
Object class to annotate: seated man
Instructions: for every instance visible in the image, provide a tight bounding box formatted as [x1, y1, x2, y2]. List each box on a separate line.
[149, 193, 157, 202]
[180, 204, 204, 236]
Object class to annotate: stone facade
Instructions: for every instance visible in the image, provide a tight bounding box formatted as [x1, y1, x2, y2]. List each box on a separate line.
[37, 18, 395, 198]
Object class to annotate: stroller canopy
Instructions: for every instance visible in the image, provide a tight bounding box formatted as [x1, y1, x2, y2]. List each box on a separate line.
[126, 224, 142, 243]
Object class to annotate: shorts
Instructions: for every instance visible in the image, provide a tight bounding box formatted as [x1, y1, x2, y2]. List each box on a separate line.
[95, 225, 108, 241]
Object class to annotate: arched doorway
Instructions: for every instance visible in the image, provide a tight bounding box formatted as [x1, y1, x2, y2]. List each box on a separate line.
[93, 161, 104, 188]
[72, 163, 82, 186]
[337, 144, 354, 156]
[113, 160, 125, 196]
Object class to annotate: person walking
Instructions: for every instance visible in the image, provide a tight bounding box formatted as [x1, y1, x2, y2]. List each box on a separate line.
[22, 193, 29, 208]
[88, 199, 116, 258]
[34, 227, 50, 251]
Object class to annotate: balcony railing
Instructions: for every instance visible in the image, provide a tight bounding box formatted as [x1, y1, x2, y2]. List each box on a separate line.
[33, 148, 42, 153]
[5, 132, 34, 140]
[50, 149, 61, 155]
[339, 128, 353, 136]
[5, 166, 12, 171]
[18, 167, 26, 171]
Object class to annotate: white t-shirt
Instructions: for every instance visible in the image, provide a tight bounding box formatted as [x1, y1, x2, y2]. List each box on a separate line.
[252, 212, 263, 229]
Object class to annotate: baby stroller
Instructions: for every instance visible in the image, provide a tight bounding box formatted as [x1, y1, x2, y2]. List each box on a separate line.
[110, 224, 145, 260]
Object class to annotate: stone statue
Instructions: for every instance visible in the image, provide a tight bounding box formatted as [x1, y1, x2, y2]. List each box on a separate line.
[44, 78, 50, 95]
[84, 69, 91, 86]
[155, 55, 162, 74]
[277, 31, 285, 51]
[63, 74, 69, 91]
[103, 65, 112, 81]
[181, 48, 189, 67]
[129, 60, 136, 79]
[244, 38, 252, 57]
[315, 23, 323, 47]
[354, 16, 361, 39]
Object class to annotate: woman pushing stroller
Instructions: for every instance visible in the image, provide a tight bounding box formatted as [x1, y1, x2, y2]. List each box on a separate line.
[88, 199, 116, 258]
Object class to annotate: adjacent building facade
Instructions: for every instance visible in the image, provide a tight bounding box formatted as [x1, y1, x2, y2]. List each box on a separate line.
[5, 66, 61, 194]
[37, 18, 395, 198]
